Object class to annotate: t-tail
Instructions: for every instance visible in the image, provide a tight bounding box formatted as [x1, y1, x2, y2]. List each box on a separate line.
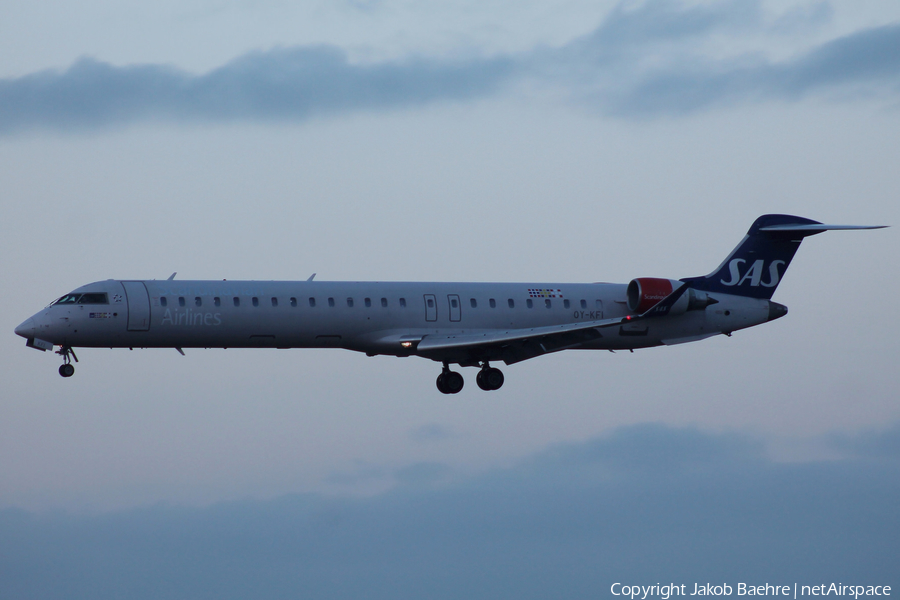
[681, 214, 886, 300]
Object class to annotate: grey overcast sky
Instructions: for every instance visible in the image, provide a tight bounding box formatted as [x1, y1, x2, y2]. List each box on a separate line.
[1, 0, 898, 595]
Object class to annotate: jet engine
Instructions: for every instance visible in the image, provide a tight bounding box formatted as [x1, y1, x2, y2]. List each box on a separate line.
[627, 277, 718, 315]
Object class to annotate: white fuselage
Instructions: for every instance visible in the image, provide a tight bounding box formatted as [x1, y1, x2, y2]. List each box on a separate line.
[19, 279, 772, 366]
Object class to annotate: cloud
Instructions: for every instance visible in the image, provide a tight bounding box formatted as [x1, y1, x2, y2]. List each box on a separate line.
[394, 461, 452, 484]
[1, 423, 898, 599]
[826, 422, 900, 459]
[601, 22, 900, 116]
[0, 47, 515, 135]
[770, 2, 833, 34]
[1, 1, 899, 134]
[577, 0, 764, 50]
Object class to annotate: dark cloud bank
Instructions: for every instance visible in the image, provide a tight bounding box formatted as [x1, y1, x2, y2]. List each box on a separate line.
[2, 1, 900, 134]
[0, 48, 514, 134]
[2, 423, 898, 600]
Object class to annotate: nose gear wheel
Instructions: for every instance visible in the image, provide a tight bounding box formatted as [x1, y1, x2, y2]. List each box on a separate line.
[56, 346, 78, 378]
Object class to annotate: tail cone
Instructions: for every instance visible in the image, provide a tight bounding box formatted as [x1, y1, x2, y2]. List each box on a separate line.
[767, 301, 788, 322]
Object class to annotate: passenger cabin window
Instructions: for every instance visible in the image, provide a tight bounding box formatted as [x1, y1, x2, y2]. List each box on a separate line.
[399, 298, 406, 308]
[328, 297, 335, 307]
[508, 299, 515, 308]
[309, 297, 316, 307]
[470, 298, 477, 308]
[347, 298, 354, 307]
[160, 297, 168, 307]
[233, 297, 240, 307]
[545, 299, 552, 309]
[490, 299, 496, 308]
[365, 298, 372, 307]
[272, 297, 278, 307]
[596, 300, 603, 309]
[214, 297, 221, 307]
[564, 299, 570, 309]
[580, 299, 587, 309]
[381, 298, 388, 308]
[195, 297, 202, 307]
[178, 297, 186, 307]
[251, 297, 259, 307]
[290, 297, 298, 307]
[526, 299, 533, 308]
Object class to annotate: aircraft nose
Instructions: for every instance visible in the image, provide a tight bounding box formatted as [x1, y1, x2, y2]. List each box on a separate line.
[15, 317, 36, 339]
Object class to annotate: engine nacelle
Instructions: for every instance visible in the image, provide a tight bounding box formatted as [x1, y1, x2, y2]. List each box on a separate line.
[627, 278, 678, 313]
[627, 278, 719, 315]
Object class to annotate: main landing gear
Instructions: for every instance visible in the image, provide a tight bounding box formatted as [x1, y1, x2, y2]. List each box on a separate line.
[57, 346, 78, 378]
[476, 364, 504, 391]
[436, 362, 504, 394]
[436, 364, 464, 394]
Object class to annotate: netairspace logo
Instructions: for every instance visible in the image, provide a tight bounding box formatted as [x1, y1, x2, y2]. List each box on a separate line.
[611, 584, 892, 600]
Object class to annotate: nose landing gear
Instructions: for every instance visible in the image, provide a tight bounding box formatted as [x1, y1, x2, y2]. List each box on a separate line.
[56, 346, 78, 378]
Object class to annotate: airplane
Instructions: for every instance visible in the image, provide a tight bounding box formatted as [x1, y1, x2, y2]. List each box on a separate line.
[15, 214, 885, 393]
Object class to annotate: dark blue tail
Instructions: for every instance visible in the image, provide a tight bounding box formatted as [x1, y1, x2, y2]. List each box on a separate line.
[681, 214, 826, 300]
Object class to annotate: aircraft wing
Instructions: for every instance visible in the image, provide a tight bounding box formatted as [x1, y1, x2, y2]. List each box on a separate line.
[415, 316, 627, 353]
[415, 282, 691, 363]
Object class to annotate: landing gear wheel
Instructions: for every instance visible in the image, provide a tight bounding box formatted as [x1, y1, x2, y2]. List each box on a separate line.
[436, 367, 464, 394]
[476, 370, 488, 391]
[484, 367, 504, 390]
[59, 363, 75, 378]
[476, 364, 504, 391]
[444, 371, 464, 394]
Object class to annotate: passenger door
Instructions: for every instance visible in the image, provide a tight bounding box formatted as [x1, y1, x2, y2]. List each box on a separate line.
[122, 281, 151, 331]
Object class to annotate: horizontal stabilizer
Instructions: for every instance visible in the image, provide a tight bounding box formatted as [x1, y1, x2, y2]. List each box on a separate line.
[759, 223, 887, 233]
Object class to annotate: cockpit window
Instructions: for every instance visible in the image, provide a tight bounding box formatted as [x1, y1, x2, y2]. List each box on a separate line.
[52, 293, 109, 305]
[52, 294, 80, 305]
[79, 293, 109, 304]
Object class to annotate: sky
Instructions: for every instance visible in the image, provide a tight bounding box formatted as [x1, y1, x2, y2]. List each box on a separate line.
[1, 0, 898, 596]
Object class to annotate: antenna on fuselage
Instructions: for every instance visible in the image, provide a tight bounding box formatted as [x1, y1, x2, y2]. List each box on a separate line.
[168, 272, 177, 280]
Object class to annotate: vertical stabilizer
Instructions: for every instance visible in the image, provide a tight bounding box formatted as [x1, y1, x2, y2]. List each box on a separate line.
[681, 214, 885, 299]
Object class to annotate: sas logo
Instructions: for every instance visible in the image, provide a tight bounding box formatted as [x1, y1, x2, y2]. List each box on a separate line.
[720, 259, 785, 287]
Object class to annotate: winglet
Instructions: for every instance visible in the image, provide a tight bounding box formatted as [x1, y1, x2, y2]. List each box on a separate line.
[168, 272, 177, 280]
[307, 273, 316, 282]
